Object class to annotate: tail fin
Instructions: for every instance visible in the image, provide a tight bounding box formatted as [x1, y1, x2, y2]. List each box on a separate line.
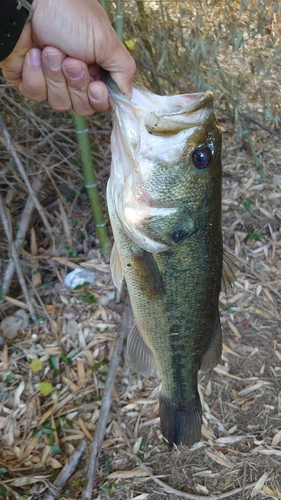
[159, 396, 202, 449]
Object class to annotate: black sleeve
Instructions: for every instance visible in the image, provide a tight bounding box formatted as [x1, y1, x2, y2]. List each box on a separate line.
[0, 0, 33, 62]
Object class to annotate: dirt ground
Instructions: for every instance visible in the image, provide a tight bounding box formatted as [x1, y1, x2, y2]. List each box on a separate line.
[0, 71, 281, 500]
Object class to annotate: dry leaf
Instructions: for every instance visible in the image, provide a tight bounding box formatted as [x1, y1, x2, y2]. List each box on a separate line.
[216, 436, 244, 444]
[39, 403, 58, 426]
[251, 473, 269, 497]
[263, 485, 279, 500]
[195, 484, 209, 494]
[271, 429, 281, 446]
[227, 320, 241, 339]
[132, 495, 149, 500]
[205, 449, 235, 468]
[108, 467, 151, 479]
[133, 437, 142, 455]
[50, 458, 63, 469]
[238, 381, 272, 397]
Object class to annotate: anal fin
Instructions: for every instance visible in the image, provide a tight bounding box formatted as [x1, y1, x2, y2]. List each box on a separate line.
[221, 249, 239, 292]
[200, 314, 222, 371]
[160, 396, 202, 449]
[127, 323, 156, 377]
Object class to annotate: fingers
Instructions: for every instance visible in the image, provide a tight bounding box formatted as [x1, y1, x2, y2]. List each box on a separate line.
[41, 47, 71, 111]
[19, 48, 47, 101]
[88, 80, 110, 112]
[62, 57, 97, 115]
[39, 47, 110, 115]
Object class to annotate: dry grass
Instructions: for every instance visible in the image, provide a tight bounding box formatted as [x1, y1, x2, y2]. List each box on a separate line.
[1, 1, 281, 498]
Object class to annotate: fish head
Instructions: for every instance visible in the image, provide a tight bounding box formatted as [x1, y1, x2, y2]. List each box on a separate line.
[107, 79, 222, 252]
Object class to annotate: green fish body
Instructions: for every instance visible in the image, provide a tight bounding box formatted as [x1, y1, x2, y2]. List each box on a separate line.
[106, 77, 232, 447]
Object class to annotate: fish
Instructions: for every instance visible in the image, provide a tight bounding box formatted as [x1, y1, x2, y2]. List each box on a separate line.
[104, 74, 236, 448]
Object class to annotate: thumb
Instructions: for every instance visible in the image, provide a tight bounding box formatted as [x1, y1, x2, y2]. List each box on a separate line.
[95, 23, 135, 97]
[0, 23, 33, 86]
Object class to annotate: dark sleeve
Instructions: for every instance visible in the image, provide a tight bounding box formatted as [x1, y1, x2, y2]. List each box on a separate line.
[0, 0, 33, 62]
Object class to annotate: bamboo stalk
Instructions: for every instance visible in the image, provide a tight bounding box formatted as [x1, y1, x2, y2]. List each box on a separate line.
[100, 0, 108, 14]
[71, 111, 110, 258]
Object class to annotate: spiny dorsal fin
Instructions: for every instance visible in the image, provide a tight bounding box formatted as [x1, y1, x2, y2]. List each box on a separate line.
[110, 243, 124, 291]
[221, 249, 239, 292]
[127, 323, 156, 377]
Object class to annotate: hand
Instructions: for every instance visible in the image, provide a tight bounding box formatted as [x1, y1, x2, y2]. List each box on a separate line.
[0, 0, 135, 115]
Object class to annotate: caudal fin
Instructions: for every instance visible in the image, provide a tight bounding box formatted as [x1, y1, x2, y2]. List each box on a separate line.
[159, 396, 202, 449]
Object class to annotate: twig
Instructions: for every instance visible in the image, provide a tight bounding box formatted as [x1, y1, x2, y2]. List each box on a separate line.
[0, 113, 55, 241]
[82, 294, 133, 500]
[0, 194, 37, 321]
[120, 420, 255, 500]
[240, 120, 264, 177]
[2, 176, 42, 295]
[242, 113, 281, 139]
[141, 461, 255, 500]
[43, 441, 87, 500]
[134, 57, 187, 93]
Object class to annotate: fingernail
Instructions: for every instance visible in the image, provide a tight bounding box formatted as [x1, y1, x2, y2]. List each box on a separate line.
[125, 85, 133, 99]
[64, 65, 84, 80]
[89, 85, 104, 102]
[29, 48, 42, 68]
[45, 52, 64, 70]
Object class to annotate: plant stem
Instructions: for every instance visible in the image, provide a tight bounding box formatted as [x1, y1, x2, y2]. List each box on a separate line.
[100, 0, 108, 13]
[71, 111, 110, 258]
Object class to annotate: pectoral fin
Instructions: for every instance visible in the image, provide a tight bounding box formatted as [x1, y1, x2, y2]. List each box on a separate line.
[127, 323, 156, 377]
[221, 249, 239, 292]
[200, 313, 222, 371]
[131, 249, 165, 299]
[110, 244, 124, 291]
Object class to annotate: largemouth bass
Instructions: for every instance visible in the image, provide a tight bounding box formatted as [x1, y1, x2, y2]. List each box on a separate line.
[105, 75, 235, 448]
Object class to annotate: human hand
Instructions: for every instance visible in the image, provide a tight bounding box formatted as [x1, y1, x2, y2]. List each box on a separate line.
[0, 0, 135, 115]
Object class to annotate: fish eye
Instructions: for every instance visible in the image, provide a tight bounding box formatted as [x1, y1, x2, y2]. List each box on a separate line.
[192, 147, 212, 169]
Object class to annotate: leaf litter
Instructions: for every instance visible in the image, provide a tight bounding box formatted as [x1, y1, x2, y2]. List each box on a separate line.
[0, 11, 281, 500]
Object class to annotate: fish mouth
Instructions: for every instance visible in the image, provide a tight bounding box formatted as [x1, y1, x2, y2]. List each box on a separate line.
[144, 91, 213, 135]
[103, 71, 214, 136]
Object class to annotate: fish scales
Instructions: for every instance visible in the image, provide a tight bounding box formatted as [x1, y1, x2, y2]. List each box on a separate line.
[105, 74, 226, 448]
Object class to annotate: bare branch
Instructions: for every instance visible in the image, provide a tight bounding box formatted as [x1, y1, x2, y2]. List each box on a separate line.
[82, 294, 133, 500]
[2, 176, 42, 295]
[44, 441, 87, 500]
[0, 113, 55, 241]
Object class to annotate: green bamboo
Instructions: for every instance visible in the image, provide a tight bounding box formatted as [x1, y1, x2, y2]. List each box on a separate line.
[71, 111, 110, 258]
[100, 0, 108, 13]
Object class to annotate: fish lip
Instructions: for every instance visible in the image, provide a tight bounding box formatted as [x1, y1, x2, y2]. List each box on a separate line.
[102, 71, 213, 118]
